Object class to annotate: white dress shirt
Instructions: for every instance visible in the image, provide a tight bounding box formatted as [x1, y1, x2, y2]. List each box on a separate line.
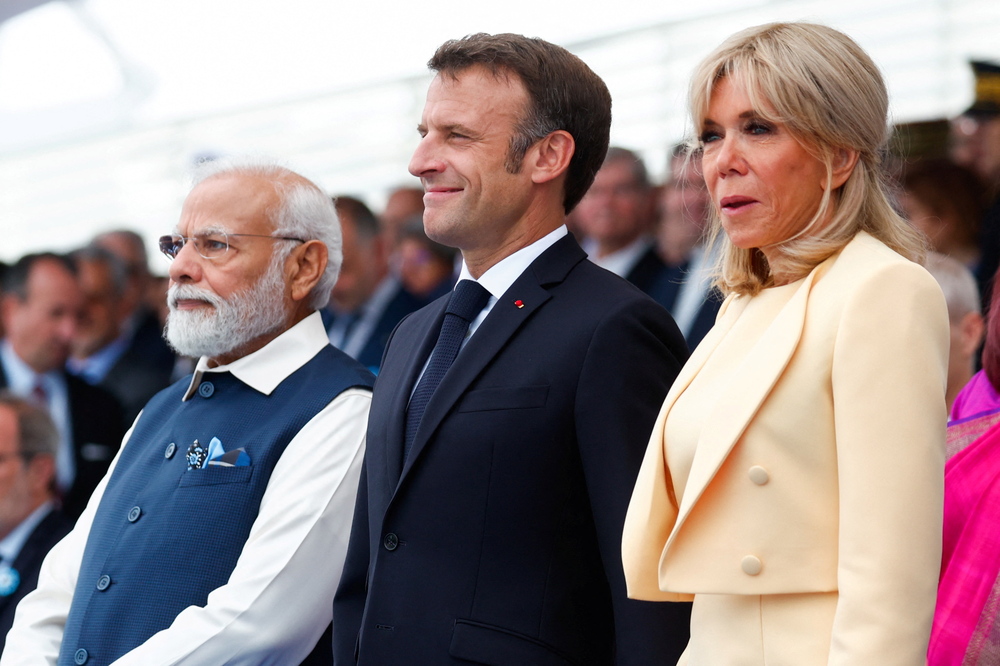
[2, 311, 371, 665]
[458, 224, 568, 340]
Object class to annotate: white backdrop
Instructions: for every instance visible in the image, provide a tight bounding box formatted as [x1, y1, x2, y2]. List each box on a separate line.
[1, 0, 999, 269]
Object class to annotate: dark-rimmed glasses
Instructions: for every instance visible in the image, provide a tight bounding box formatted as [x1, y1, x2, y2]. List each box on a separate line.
[158, 232, 306, 260]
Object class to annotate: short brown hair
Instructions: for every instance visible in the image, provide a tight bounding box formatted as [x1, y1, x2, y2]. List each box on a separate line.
[429, 33, 612, 213]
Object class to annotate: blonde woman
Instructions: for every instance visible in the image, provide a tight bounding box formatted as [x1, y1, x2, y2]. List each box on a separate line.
[622, 22, 949, 664]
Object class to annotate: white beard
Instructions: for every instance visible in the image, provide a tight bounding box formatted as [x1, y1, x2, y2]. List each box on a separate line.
[164, 256, 288, 360]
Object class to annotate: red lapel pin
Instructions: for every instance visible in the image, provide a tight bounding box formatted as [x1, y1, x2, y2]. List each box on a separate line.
[514, 300, 524, 309]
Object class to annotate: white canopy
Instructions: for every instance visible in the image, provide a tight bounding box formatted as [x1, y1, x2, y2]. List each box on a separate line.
[1, 0, 998, 265]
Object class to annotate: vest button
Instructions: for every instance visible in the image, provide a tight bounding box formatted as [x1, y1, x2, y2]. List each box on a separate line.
[128, 506, 141, 523]
[165, 442, 176, 459]
[383, 533, 399, 551]
[198, 382, 215, 398]
[96, 575, 111, 591]
[74, 648, 88, 664]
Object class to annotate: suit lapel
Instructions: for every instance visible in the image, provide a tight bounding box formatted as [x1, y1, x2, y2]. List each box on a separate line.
[397, 235, 584, 485]
[666, 263, 828, 546]
[379, 298, 448, 486]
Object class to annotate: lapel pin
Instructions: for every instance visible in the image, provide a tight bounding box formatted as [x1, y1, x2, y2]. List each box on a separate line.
[514, 300, 524, 309]
[186, 439, 207, 470]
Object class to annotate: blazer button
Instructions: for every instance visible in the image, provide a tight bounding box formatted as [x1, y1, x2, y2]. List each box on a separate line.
[128, 506, 142, 523]
[165, 442, 176, 459]
[96, 575, 111, 591]
[748, 466, 770, 485]
[383, 533, 399, 551]
[74, 648, 88, 665]
[741, 555, 763, 576]
[198, 382, 215, 398]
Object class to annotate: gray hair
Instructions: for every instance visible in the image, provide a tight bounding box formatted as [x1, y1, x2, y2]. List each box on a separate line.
[924, 252, 981, 323]
[192, 156, 341, 310]
[71, 245, 129, 300]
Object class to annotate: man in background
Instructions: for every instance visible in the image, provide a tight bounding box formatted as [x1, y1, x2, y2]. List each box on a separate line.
[0, 392, 72, 652]
[90, 230, 176, 379]
[648, 146, 722, 348]
[68, 246, 173, 427]
[324, 196, 425, 373]
[574, 146, 666, 294]
[0, 254, 124, 519]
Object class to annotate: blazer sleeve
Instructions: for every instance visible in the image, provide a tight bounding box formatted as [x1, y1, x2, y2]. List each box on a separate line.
[575, 295, 692, 664]
[828, 259, 948, 665]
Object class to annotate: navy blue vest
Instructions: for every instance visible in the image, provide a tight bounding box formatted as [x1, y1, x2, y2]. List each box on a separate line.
[58, 345, 374, 666]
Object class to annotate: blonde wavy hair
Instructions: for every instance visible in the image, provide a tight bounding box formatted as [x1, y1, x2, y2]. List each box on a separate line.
[689, 22, 925, 296]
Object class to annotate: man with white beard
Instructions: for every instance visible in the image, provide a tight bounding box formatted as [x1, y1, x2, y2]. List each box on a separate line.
[2, 159, 374, 666]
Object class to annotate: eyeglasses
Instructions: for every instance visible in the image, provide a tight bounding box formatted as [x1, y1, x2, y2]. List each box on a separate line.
[158, 232, 306, 260]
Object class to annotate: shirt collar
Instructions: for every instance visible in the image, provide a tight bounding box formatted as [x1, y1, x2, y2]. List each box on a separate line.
[583, 235, 654, 278]
[0, 341, 61, 393]
[182, 311, 329, 401]
[458, 225, 568, 300]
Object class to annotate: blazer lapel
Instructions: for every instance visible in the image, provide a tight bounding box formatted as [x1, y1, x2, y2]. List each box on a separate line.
[666, 263, 829, 547]
[398, 235, 584, 483]
[379, 298, 448, 486]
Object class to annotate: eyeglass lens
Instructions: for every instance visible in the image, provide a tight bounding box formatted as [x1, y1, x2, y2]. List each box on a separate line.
[158, 233, 230, 260]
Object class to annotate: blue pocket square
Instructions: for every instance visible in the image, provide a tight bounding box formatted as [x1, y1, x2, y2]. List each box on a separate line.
[205, 437, 250, 467]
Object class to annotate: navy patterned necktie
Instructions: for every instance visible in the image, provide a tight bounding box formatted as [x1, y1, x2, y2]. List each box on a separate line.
[403, 280, 491, 461]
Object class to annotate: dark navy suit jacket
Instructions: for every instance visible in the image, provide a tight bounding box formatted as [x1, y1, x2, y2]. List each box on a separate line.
[0, 366, 125, 520]
[322, 283, 426, 373]
[334, 234, 691, 665]
[647, 261, 723, 349]
[0, 508, 73, 653]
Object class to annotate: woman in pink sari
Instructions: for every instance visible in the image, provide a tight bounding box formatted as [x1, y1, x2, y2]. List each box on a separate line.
[930, 271, 1000, 664]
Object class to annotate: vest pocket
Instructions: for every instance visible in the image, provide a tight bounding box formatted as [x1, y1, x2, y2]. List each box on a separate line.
[178, 465, 253, 487]
[449, 619, 576, 665]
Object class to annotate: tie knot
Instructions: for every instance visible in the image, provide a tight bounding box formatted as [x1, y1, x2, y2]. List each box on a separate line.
[446, 280, 490, 322]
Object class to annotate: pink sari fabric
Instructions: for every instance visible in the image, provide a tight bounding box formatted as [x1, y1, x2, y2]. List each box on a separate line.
[928, 407, 1000, 665]
[950, 370, 1000, 423]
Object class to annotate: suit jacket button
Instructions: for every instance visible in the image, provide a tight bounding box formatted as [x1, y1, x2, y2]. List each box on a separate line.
[198, 382, 215, 398]
[741, 555, 762, 576]
[96, 575, 111, 591]
[748, 466, 770, 485]
[74, 648, 88, 664]
[383, 533, 399, 551]
[165, 442, 177, 459]
[128, 506, 142, 523]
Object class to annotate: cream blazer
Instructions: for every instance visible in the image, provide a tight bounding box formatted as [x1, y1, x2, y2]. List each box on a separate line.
[622, 232, 949, 662]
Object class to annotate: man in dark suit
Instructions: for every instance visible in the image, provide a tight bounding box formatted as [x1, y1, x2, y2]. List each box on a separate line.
[333, 33, 691, 665]
[648, 147, 722, 348]
[323, 196, 425, 373]
[0, 393, 73, 651]
[0, 254, 125, 520]
[68, 246, 173, 428]
[574, 146, 668, 295]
